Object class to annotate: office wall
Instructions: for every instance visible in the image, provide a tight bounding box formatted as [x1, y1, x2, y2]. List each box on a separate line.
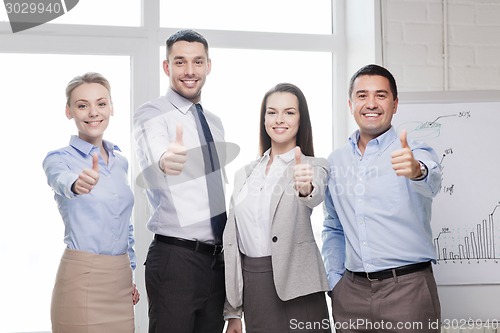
[378, 0, 500, 328]
[381, 0, 500, 91]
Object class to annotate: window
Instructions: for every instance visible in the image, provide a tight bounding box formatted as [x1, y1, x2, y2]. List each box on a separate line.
[0, 53, 130, 332]
[0, 1, 141, 26]
[160, 0, 332, 34]
[51, 0, 141, 27]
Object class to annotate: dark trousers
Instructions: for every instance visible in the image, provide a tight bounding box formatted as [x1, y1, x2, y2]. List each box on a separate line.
[331, 266, 441, 333]
[145, 239, 225, 333]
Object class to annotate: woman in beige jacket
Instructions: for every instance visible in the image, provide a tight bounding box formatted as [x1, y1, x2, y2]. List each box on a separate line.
[224, 83, 331, 333]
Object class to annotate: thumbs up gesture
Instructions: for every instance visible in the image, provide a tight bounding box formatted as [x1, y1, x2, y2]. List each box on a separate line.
[391, 130, 421, 179]
[72, 153, 100, 195]
[293, 146, 314, 197]
[159, 123, 187, 175]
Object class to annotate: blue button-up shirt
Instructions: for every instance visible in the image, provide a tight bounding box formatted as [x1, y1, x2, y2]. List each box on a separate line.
[43, 135, 136, 269]
[321, 126, 441, 289]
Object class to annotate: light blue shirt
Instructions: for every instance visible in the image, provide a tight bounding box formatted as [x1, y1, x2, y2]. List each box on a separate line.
[43, 135, 136, 269]
[321, 126, 441, 289]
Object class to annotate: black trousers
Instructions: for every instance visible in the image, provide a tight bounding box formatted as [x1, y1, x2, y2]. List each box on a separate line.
[145, 239, 225, 333]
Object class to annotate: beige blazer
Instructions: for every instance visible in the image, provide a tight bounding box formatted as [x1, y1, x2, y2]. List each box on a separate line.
[223, 154, 330, 317]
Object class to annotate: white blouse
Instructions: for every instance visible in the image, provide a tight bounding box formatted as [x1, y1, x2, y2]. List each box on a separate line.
[233, 147, 296, 257]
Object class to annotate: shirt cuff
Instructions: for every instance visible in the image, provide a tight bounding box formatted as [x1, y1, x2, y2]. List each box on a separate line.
[224, 315, 242, 320]
[296, 182, 316, 198]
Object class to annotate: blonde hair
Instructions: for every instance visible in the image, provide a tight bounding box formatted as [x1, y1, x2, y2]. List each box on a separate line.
[65, 72, 111, 106]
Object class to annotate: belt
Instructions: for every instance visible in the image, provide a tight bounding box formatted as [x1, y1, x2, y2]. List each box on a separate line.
[348, 261, 431, 281]
[154, 234, 223, 256]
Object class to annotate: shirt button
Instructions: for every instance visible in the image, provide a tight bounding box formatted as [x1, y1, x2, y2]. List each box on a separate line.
[272, 236, 278, 242]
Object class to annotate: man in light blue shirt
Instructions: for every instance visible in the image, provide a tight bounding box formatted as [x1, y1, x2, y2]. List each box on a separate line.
[322, 64, 442, 332]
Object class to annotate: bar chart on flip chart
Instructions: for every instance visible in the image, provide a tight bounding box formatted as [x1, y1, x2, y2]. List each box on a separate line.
[433, 204, 498, 262]
[393, 91, 500, 285]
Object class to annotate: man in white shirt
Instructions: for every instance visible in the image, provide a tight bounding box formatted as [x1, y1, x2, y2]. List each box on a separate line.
[134, 29, 227, 333]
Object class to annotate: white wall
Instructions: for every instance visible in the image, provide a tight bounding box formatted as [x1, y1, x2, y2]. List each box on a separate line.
[378, 0, 500, 324]
[381, 0, 500, 91]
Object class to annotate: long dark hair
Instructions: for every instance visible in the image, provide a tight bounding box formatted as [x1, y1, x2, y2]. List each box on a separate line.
[258, 83, 315, 157]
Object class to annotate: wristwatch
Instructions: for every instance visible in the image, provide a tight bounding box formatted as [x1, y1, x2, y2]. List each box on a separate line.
[411, 161, 428, 181]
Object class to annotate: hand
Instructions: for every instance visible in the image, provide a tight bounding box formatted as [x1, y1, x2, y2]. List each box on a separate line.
[391, 130, 421, 179]
[132, 283, 140, 305]
[225, 318, 242, 333]
[72, 153, 99, 194]
[160, 124, 187, 175]
[293, 146, 313, 197]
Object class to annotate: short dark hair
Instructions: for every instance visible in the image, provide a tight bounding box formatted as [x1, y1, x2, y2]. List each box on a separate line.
[166, 29, 209, 58]
[258, 83, 315, 157]
[348, 64, 398, 101]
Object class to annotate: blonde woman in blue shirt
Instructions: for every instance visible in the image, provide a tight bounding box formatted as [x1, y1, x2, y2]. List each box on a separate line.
[43, 72, 139, 333]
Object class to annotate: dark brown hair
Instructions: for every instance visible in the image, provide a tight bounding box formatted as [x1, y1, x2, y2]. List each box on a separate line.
[258, 83, 315, 157]
[348, 64, 398, 101]
[166, 29, 209, 58]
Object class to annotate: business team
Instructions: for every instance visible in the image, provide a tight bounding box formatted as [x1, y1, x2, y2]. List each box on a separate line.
[45, 28, 441, 333]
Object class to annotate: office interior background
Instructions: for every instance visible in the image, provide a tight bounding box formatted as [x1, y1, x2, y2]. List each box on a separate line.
[1, 0, 499, 332]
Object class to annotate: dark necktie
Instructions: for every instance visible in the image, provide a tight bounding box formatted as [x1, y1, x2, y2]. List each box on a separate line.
[194, 103, 227, 243]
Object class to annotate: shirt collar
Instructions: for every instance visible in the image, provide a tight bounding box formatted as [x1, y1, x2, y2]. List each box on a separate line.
[262, 147, 296, 164]
[348, 126, 397, 152]
[69, 135, 120, 156]
[166, 87, 200, 115]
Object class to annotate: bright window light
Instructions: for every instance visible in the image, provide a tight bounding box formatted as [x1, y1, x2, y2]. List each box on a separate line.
[0, 54, 130, 333]
[160, 0, 332, 34]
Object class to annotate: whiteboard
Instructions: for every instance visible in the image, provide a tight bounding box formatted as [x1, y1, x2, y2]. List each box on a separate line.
[394, 91, 500, 321]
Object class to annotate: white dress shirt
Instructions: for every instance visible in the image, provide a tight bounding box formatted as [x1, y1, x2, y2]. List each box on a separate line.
[133, 88, 226, 243]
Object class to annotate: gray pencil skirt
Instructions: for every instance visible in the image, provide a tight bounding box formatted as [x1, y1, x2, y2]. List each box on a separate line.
[51, 248, 134, 333]
[242, 255, 330, 333]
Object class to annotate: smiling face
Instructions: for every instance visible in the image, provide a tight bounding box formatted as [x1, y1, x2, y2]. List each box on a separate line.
[264, 92, 300, 155]
[66, 82, 113, 146]
[349, 74, 398, 145]
[163, 40, 211, 103]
